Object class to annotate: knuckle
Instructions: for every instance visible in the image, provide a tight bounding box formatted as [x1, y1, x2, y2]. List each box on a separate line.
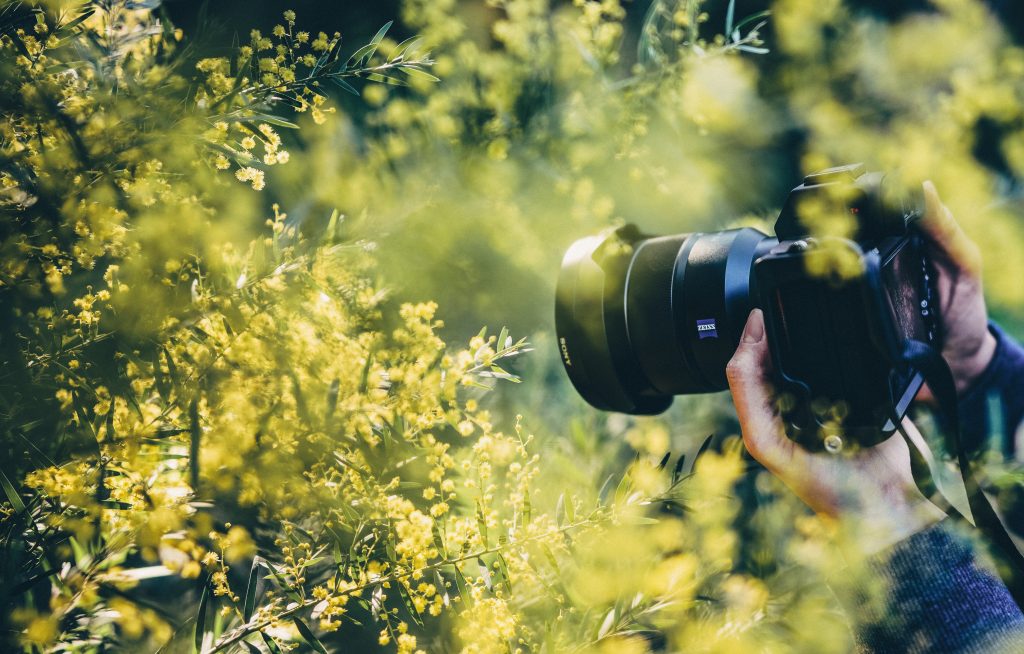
[725, 351, 748, 385]
[963, 242, 983, 273]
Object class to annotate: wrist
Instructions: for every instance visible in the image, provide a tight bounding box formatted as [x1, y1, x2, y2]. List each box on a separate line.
[842, 495, 947, 556]
[951, 329, 998, 395]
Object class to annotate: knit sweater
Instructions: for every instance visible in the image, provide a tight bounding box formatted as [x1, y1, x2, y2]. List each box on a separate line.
[857, 324, 1024, 653]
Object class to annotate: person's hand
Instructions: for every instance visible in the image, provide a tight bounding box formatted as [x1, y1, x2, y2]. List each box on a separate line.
[726, 309, 947, 554]
[917, 181, 996, 396]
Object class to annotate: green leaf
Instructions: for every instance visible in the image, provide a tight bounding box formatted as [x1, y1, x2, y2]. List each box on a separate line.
[672, 455, 687, 484]
[400, 66, 440, 83]
[736, 44, 770, 54]
[0, 465, 26, 515]
[725, 0, 737, 37]
[432, 522, 449, 559]
[495, 553, 513, 594]
[243, 557, 262, 622]
[733, 10, 771, 34]
[693, 434, 714, 472]
[56, 8, 96, 36]
[597, 473, 616, 507]
[292, 618, 328, 654]
[434, 569, 450, 608]
[330, 76, 360, 96]
[194, 582, 210, 654]
[346, 21, 392, 68]
[370, 584, 385, 621]
[598, 607, 617, 639]
[69, 536, 90, 569]
[540, 543, 560, 574]
[620, 515, 660, 525]
[476, 500, 489, 546]
[189, 397, 201, 490]
[555, 493, 565, 528]
[452, 563, 474, 608]
[369, 21, 393, 47]
[265, 562, 303, 603]
[260, 631, 283, 654]
[477, 557, 493, 592]
[392, 35, 424, 61]
[613, 469, 633, 506]
[397, 580, 424, 626]
[332, 539, 343, 566]
[658, 451, 671, 471]
[248, 114, 299, 129]
[365, 72, 408, 87]
[497, 327, 509, 351]
[325, 209, 341, 243]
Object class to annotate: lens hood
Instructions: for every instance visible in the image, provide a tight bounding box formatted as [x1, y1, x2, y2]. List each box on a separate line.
[555, 226, 672, 414]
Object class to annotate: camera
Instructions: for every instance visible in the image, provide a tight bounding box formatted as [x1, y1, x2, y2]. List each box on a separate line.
[554, 164, 941, 451]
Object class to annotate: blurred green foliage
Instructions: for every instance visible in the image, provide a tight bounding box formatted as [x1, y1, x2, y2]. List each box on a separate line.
[2, 0, 1024, 652]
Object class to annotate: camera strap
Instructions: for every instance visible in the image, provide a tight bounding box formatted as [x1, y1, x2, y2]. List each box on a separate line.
[899, 337, 1024, 610]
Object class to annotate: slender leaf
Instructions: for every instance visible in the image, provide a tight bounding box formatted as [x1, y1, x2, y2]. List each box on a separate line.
[495, 553, 513, 594]
[598, 473, 616, 507]
[194, 582, 210, 654]
[0, 466, 26, 514]
[364, 72, 407, 86]
[346, 21, 392, 68]
[672, 454, 687, 484]
[733, 10, 771, 34]
[401, 66, 440, 83]
[658, 451, 671, 471]
[478, 557, 493, 592]
[260, 632, 282, 654]
[55, 8, 95, 36]
[243, 556, 262, 622]
[476, 500, 489, 546]
[434, 569, 450, 608]
[329, 76, 360, 95]
[189, 397, 200, 490]
[598, 608, 617, 639]
[292, 617, 328, 654]
[397, 580, 424, 626]
[452, 563, 474, 608]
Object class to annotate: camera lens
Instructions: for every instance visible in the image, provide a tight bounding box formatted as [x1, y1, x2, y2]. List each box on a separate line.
[555, 225, 775, 414]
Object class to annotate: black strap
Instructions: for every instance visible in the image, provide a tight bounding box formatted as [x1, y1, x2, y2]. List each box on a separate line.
[900, 338, 1024, 610]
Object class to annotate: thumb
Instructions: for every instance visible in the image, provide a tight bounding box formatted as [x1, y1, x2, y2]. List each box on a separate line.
[726, 310, 797, 472]
[920, 180, 982, 275]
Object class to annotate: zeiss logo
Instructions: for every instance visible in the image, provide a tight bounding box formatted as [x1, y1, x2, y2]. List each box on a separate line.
[697, 319, 718, 339]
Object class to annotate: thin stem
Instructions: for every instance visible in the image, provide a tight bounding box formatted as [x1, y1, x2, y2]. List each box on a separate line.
[224, 58, 433, 109]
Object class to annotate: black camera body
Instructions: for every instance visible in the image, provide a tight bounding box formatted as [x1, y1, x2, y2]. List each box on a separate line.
[555, 164, 941, 451]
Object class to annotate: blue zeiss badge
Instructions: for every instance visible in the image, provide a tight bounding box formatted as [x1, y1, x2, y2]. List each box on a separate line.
[697, 318, 718, 339]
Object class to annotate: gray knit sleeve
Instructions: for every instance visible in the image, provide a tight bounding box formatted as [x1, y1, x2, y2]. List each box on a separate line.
[855, 520, 1024, 653]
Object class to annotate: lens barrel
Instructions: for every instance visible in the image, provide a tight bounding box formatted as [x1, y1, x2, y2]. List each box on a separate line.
[555, 225, 775, 414]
